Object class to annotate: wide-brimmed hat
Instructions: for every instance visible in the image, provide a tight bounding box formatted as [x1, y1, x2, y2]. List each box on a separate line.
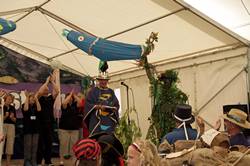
[89, 132, 124, 157]
[223, 108, 250, 129]
[173, 104, 195, 124]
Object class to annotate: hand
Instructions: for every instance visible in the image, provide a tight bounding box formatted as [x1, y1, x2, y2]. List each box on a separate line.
[9, 113, 14, 119]
[5, 111, 10, 117]
[46, 76, 51, 84]
[0, 133, 4, 143]
[96, 105, 105, 111]
[214, 119, 221, 131]
[0, 89, 6, 97]
[196, 116, 205, 128]
[24, 90, 29, 97]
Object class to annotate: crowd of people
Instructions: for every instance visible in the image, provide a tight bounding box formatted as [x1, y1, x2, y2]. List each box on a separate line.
[1, 69, 250, 166]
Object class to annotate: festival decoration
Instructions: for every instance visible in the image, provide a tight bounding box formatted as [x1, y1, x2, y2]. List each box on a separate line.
[63, 29, 143, 61]
[0, 18, 16, 35]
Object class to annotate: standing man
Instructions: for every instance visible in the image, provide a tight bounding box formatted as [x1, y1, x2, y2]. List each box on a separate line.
[36, 70, 59, 166]
[84, 72, 120, 136]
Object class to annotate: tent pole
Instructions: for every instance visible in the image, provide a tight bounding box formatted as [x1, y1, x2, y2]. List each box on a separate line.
[38, 7, 96, 37]
[48, 8, 185, 60]
[246, 47, 250, 118]
[0, 7, 36, 17]
[197, 68, 245, 115]
[15, 0, 51, 23]
[0, 37, 85, 76]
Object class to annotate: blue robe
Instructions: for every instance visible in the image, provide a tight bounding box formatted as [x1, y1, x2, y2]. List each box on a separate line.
[84, 86, 120, 136]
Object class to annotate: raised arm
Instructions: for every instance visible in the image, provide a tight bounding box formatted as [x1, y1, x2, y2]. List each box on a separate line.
[62, 90, 73, 109]
[50, 69, 59, 99]
[37, 76, 50, 98]
[35, 94, 41, 112]
[23, 90, 29, 111]
[73, 93, 82, 108]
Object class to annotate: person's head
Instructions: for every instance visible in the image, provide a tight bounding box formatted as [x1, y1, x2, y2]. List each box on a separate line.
[223, 108, 250, 135]
[90, 133, 124, 166]
[173, 104, 194, 126]
[28, 93, 36, 105]
[127, 140, 161, 166]
[96, 73, 109, 88]
[73, 138, 102, 166]
[4, 93, 14, 105]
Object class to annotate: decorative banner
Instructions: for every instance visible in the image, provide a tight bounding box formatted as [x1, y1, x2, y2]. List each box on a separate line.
[63, 29, 143, 61]
[0, 18, 16, 35]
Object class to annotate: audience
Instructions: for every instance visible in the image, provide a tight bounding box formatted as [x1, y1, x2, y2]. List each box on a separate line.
[161, 104, 204, 144]
[3, 93, 16, 166]
[58, 90, 83, 165]
[72, 138, 102, 166]
[22, 91, 41, 166]
[222, 108, 250, 146]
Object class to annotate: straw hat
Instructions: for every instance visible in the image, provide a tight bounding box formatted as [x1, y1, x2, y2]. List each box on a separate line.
[223, 108, 250, 129]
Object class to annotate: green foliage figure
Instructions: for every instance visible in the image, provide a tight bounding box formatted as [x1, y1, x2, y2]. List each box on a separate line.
[139, 32, 188, 145]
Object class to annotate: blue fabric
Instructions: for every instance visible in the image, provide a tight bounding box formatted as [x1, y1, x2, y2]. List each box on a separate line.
[230, 132, 249, 146]
[162, 127, 198, 144]
[84, 86, 120, 136]
[66, 30, 142, 61]
[0, 18, 16, 35]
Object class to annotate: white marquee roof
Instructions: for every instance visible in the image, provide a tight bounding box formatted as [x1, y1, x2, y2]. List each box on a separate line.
[0, 0, 249, 77]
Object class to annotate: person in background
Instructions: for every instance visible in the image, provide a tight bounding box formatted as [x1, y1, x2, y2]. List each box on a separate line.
[72, 138, 102, 166]
[58, 90, 82, 166]
[22, 91, 41, 166]
[3, 93, 16, 166]
[36, 70, 59, 166]
[222, 108, 250, 146]
[161, 104, 204, 144]
[0, 90, 6, 143]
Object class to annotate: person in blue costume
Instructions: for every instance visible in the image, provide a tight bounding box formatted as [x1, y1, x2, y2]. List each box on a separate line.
[161, 104, 204, 144]
[0, 18, 16, 35]
[83, 62, 120, 136]
[62, 29, 143, 61]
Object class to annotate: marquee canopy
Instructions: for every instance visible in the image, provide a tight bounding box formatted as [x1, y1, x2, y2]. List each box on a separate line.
[0, 0, 249, 77]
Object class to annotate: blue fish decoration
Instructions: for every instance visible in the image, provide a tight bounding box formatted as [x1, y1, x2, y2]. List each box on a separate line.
[0, 18, 16, 35]
[63, 29, 143, 61]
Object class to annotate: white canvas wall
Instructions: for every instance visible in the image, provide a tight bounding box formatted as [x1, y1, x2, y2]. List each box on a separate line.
[110, 46, 249, 137]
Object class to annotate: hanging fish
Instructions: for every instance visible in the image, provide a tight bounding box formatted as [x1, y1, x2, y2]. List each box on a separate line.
[63, 29, 143, 61]
[0, 18, 16, 35]
[0, 76, 18, 84]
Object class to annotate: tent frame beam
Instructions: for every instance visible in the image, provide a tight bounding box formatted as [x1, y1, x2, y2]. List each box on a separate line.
[15, 0, 51, 23]
[0, 7, 36, 17]
[0, 37, 84, 76]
